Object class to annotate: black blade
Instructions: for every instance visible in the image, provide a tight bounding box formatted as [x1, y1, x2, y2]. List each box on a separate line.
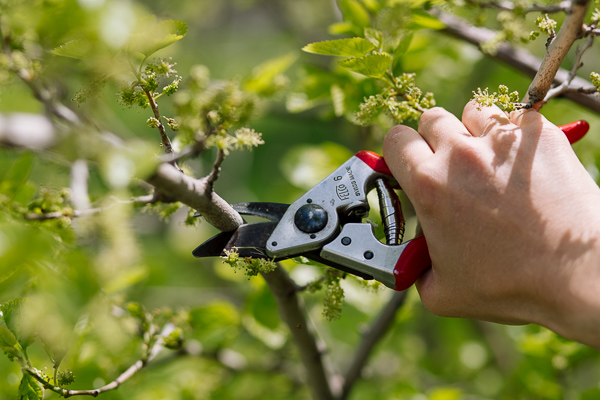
[193, 222, 278, 259]
[231, 202, 290, 222]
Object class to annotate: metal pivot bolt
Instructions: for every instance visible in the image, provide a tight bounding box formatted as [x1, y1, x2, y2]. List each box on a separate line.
[294, 203, 328, 234]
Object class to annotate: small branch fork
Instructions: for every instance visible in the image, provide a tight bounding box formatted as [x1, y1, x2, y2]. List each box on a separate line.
[436, 7, 600, 113]
[524, 0, 592, 107]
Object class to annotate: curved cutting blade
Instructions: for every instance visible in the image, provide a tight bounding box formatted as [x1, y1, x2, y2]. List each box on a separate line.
[192, 222, 278, 259]
[231, 202, 290, 222]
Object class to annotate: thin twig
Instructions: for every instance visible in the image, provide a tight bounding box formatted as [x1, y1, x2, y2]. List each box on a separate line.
[143, 88, 181, 172]
[545, 34, 595, 101]
[207, 149, 226, 187]
[143, 89, 175, 155]
[24, 194, 161, 221]
[23, 323, 174, 398]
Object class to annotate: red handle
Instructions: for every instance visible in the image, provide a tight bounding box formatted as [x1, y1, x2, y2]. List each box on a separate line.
[393, 236, 431, 291]
[559, 120, 589, 144]
[355, 150, 393, 176]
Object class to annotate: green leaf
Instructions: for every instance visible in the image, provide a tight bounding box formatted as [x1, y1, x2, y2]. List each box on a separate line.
[0, 152, 34, 199]
[338, 53, 392, 78]
[409, 10, 445, 30]
[302, 38, 375, 57]
[328, 21, 358, 36]
[0, 319, 18, 348]
[18, 374, 44, 400]
[244, 52, 298, 96]
[364, 28, 384, 50]
[337, 0, 371, 30]
[51, 39, 93, 59]
[132, 19, 187, 58]
[393, 32, 413, 59]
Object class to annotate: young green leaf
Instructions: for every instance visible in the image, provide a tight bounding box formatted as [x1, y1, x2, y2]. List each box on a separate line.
[51, 39, 93, 59]
[409, 10, 445, 30]
[302, 38, 375, 57]
[0, 319, 18, 348]
[364, 28, 384, 50]
[244, 52, 298, 96]
[338, 0, 371, 31]
[338, 53, 392, 79]
[18, 374, 43, 400]
[132, 19, 188, 58]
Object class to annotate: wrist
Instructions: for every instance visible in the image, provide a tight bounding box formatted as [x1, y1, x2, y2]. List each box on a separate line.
[537, 228, 600, 349]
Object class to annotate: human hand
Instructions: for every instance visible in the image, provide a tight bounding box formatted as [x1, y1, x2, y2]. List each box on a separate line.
[383, 101, 600, 348]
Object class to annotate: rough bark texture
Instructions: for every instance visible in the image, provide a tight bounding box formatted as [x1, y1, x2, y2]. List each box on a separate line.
[147, 163, 244, 232]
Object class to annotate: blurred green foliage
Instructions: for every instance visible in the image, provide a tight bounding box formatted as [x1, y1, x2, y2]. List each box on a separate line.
[1, 0, 600, 399]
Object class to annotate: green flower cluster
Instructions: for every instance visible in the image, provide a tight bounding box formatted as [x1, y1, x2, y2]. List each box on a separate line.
[355, 73, 435, 125]
[472, 85, 522, 112]
[118, 58, 181, 109]
[221, 248, 277, 278]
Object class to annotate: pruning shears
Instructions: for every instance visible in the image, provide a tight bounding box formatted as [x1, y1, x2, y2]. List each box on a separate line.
[193, 120, 590, 291]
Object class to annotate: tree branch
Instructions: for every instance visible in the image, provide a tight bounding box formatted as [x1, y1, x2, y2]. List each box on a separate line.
[436, 10, 600, 113]
[144, 89, 176, 155]
[24, 194, 159, 221]
[23, 324, 175, 398]
[464, 0, 572, 13]
[146, 162, 243, 232]
[339, 291, 407, 400]
[261, 266, 337, 400]
[524, 0, 591, 107]
[544, 34, 596, 101]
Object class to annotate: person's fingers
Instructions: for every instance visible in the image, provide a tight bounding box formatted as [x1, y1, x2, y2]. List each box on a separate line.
[418, 107, 471, 152]
[383, 124, 433, 195]
[462, 100, 518, 137]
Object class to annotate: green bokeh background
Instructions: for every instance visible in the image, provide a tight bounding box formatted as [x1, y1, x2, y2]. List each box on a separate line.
[1, 1, 600, 399]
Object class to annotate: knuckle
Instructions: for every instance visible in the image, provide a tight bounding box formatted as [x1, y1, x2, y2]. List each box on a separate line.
[410, 161, 442, 212]
[419, 107, 447, 129]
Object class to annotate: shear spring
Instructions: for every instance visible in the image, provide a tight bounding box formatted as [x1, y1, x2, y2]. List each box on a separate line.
[375, 178, 405, 245]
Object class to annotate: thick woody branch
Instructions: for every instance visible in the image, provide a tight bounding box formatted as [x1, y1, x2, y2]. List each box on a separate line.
[261, 266, 337, 400]
[524, 0, 591, 106]
[146, 162, 243, 232]
[437, 10, 600, 113]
